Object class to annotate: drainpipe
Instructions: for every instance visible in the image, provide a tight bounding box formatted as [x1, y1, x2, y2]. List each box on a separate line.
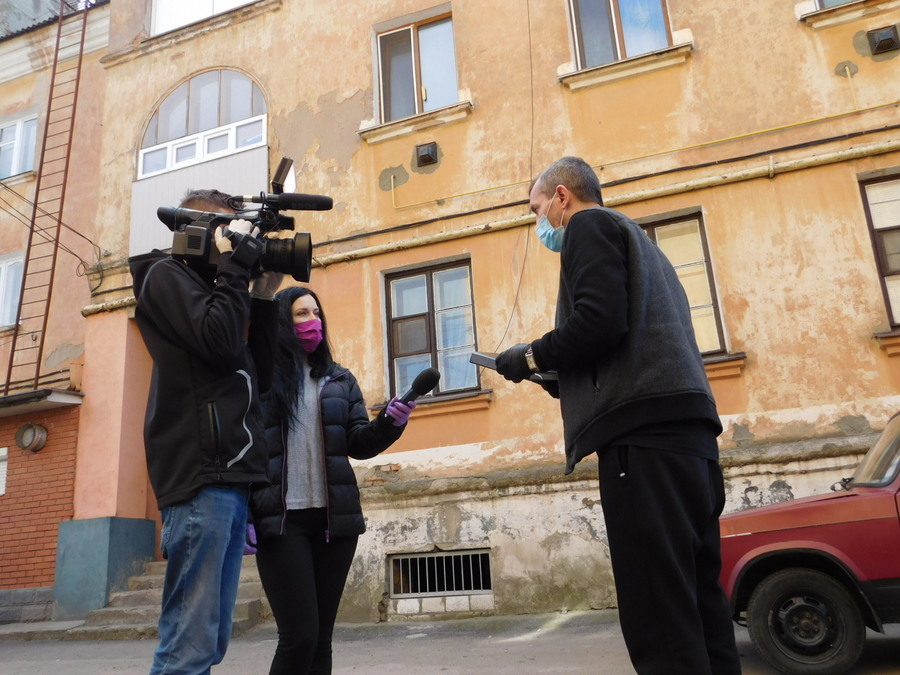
[611, 137, 900, 205]
[314, 136, 900, 267]
[85, 136, 900, 313]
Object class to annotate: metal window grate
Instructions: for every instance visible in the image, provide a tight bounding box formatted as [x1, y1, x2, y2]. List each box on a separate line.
[389, 549, 492, 598]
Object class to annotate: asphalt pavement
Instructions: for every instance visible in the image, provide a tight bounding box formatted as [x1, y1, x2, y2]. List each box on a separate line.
[2, 610, 900, 673]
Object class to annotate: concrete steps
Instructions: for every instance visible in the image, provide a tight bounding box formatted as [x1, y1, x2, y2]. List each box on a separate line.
[64, 556, 271, 641]
[0, 587, 54, 625]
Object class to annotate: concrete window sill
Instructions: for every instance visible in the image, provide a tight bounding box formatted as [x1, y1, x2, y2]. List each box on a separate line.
[559, 42, 693, 92]
[358, 101, 475, 145]
[795, 0, 900, 30]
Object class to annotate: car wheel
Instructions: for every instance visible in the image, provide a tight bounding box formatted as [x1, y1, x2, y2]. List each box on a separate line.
[747, 568, 865, 675]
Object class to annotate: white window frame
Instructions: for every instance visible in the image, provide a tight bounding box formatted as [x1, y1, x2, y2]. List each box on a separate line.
[568, 0, 672, 70]
[0, 446, 7, 496]
[138, 113, 266, 179]
[376, 14, 459, 124]
[0, 116, 38, 180]
[151, 0, 255, 35]
[0, 253, 24, 329]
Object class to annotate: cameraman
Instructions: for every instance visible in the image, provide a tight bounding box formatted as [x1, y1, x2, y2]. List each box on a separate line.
[129, 189, 282, 674]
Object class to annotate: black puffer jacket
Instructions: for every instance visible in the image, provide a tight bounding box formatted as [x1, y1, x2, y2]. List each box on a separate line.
[250, 363, 404, 541]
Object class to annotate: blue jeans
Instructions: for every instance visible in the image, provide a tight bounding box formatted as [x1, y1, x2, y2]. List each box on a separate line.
[151, 485, 249, 675]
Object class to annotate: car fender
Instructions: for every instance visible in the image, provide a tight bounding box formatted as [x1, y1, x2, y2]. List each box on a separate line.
[726, 542, 883, 630]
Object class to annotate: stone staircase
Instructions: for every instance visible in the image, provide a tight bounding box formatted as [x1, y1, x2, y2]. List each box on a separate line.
[0, 587, 54, 624]
[65, 556, 271, 641]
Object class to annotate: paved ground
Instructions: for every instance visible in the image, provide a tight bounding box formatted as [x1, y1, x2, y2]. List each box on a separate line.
[2, 610, 900, 673]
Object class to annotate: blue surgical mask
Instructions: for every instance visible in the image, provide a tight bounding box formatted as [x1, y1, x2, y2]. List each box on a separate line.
[535, 195, 565, 252]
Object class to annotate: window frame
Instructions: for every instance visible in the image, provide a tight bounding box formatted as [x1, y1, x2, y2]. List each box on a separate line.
[861, 175, 900, 328]
[138, 69, 267, 179]
[568, 0, 673, 70]
[151, 0, 255, 35]
[0, 446, 7, 496]
[385, 260, 480, 399]
[376, 13, 458, 124]
[0, 115, 38, 180]
[640, 215, 725, 355]
[139, 113, 266, 179]
[0, 253, 24, 329]
[817, 0, 856, 8]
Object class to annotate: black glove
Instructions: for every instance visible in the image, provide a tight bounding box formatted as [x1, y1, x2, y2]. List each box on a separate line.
[495, 343, 532, 383]
[534, 378, 559, 399]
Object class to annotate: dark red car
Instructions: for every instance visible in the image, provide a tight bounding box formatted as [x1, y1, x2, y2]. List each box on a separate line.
[719, 413, 900, 675]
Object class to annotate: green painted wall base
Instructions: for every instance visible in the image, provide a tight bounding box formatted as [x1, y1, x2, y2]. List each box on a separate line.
[54, 516, 156, 620]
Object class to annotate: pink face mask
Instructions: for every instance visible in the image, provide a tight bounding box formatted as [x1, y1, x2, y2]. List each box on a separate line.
[293, 318, 323, 353]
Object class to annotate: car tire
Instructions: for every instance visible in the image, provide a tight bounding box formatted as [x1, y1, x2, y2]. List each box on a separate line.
[747, 567, 865, 675]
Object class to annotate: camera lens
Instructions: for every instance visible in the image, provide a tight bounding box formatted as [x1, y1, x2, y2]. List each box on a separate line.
[261, 233, 312, 282]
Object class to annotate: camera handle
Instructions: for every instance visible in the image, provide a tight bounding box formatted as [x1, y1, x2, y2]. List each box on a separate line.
[227, 231, 264, 269]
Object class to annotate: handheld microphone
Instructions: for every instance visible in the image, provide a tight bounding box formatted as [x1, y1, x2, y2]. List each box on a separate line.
[239, 192, 333, 211]
[399, 367, 440, 404]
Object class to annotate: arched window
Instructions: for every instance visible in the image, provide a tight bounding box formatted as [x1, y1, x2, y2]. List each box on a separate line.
[138, 69, 266, 178]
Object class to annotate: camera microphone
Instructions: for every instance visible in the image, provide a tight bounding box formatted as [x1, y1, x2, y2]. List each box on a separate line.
[239, 192, 333, 211]
[399, 367, 441, 404]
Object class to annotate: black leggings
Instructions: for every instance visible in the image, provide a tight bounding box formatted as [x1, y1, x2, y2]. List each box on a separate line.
[255, 508, 358, 675]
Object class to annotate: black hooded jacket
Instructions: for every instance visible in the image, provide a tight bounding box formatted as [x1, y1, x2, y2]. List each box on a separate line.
[250, 364, 404, 541]
[129, 249, 278, 509]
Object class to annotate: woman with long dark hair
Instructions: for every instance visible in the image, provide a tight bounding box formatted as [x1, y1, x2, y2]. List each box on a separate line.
[250, 286, 415, 674]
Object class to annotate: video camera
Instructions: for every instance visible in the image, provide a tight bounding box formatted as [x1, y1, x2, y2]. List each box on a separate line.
[156, 159, 331, 282]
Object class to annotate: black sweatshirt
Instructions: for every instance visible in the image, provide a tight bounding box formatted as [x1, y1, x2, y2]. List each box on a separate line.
[530, 207, 721, 473]
[129, 250, 278, 508]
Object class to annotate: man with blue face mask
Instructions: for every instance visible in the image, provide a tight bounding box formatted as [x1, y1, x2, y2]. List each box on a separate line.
[534, 192, 566, 252]
[495, 157, 740, 675]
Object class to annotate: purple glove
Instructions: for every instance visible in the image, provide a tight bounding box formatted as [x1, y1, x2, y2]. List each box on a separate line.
[243, 523, 257, 555]
[385, 397, 416, 426]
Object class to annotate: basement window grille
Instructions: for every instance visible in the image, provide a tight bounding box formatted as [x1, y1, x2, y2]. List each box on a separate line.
[389, 549, 492, 598]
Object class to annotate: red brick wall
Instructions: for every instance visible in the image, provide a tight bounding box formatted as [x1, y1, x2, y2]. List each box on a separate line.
[0, 406, 79, 589]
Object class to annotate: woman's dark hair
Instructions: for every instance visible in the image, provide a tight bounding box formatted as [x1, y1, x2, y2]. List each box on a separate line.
[270, 286, 334, 426]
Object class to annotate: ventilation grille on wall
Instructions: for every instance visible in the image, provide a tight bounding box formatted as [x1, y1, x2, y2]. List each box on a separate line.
[867, 25, 899, 55]
[390, 549, 492, 598]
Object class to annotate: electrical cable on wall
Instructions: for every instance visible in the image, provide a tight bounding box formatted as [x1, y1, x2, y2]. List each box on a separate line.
[491, 0, 537, 353]
[0, 182, 104, 291]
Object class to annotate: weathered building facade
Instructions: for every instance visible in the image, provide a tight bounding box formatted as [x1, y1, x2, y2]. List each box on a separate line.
[1, 0, 899, 623]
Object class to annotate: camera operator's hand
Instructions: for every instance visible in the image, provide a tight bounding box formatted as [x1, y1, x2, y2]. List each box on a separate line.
[495, 343, 532, 383]
[214, 219, 259, 254]
[251, 270, 284, 300]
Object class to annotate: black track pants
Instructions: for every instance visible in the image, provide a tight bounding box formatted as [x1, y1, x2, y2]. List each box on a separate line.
[598, 446, 742, 675]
